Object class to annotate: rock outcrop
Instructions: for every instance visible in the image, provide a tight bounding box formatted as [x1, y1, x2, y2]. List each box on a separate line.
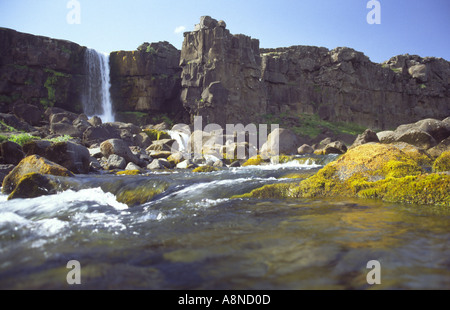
[110, 42, 187, 125]
[179, 16, 267, 127]
[180, 16, 450, 131]
[0, 27, 86, 117]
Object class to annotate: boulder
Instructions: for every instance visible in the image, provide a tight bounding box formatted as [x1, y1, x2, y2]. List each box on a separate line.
[350, 129, 380, 149]
[396, 119, 450, 144]
[176, 159, 197, 169]
[107, 154, 127, 170]
[146, 139, 176, 152]
[6, 173, 60, 200]
[13, 103, 42, 126]
[322, 141, 348, 155]
[133, 132, 153, 149]
[239, 143, 450, 206]
[297, 144, 314, 155]
[22, 141, 90, 174]
[100, 139, 141, 166]
[427, 137, 450, 158]
[88, 116, 102, 127]
[0, 141, 25, 165]
[148, 159, 171, 170]
[0, 113, 35, 132]
[148, 151, 172, 159]
[2, 155, 74, 195]
[125, 162, 142, 171]
[260, 128, 302, 157]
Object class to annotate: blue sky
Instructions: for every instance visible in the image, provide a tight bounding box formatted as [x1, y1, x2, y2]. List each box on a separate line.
[0, 0, 449, 63]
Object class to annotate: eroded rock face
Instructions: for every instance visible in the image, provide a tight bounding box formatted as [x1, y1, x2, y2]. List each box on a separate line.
[179, 16, 267, 127]
[109, 42, 186, 124]
[0, 27, 86, 115]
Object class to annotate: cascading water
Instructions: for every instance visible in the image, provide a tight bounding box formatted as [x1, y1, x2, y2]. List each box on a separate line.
[83, 49, 115, 123]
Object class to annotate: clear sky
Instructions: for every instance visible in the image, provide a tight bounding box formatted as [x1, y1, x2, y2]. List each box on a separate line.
[0, 0, 449, 63]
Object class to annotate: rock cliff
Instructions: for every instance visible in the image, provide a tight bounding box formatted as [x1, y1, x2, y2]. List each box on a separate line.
[110, 41, 187, 125]
[0, 27, 86, 118]
[1, 17, 449, 130]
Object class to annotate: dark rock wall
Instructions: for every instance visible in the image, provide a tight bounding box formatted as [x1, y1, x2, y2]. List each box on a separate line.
[109, 42, 187, 125]
[1, 20, 449, 130]
[0, 27, 86, 116]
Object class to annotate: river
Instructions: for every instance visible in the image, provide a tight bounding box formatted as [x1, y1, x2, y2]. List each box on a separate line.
[0, 159, 449, 289]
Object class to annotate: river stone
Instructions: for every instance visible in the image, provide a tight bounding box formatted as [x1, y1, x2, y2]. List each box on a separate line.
[148, 159, 170, 170]
[13, 103, 42, 126]
[297, 144, 314, 155]
[2, 155, 74, 195]
[107, 154, 127, 170]
[323, 141, 348, 155]
[260, 128, 302, 157]
[125, 162, 142, 171]
[350, 129, 379, 149]
[100, 139, 141, 165]
[176, 159, 197, 169]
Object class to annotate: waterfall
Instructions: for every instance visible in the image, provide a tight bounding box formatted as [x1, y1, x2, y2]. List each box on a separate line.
[83, 49, 115, 123]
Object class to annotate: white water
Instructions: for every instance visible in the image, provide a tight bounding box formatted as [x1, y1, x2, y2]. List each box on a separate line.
[168, 130, 190, 153]
[83, 49, 115, 123]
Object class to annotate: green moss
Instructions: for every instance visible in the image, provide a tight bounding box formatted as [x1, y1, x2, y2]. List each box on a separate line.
[358, 174, 450, 206]
[144, 129, 171, 141]
[0, 120, 17, 132]
[192, 166, 219, 173]
[433, 151, 450, 172]
[236, 144, 450, 206]
[43, 69, 71, 105]
[242, 155, 263, 167]
[7, 133, 38, 146]
[116, 183, 169, 207]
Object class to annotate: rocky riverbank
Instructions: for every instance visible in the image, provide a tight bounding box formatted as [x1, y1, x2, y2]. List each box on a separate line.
[1, 104, 449, 206]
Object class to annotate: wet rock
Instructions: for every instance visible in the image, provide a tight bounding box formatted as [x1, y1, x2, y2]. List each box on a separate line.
[427, 137, 450, 158]
[2, 155, 74, 195]
[239, 143, 450, 206]
[6, 172, 60, 200]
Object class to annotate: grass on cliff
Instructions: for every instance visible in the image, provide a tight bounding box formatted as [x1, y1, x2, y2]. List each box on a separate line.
[262, 113, 367, 139]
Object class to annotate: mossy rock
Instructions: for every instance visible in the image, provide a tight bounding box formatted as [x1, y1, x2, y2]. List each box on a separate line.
[116, 182, 169, 207]
[237, 143, 450, 206]
[7, 173, 59, 200]
[2, 155, 74, 195]
[433, 151, 450, 172]
[192, 166, 219, 173]
[242, 155, 263, 167]
[144, 129, 171, 141]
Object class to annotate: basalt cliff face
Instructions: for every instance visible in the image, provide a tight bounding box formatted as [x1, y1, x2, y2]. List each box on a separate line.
[0, 17, 449, 130]
[180, 16, 449, 129]
[0, 27, 86, 118]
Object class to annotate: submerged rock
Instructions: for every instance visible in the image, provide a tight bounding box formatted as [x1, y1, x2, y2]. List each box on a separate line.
[2, 155, 74, 195]
[237, 143, 450, 206]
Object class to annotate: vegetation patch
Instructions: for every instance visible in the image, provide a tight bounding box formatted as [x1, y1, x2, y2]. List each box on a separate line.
[235, 144, 450, 207]
[433, 151, 450, 172]
[192, 166, 219, 173]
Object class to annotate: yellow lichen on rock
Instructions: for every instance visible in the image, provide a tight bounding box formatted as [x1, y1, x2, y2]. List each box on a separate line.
[433, 151, 450, 172]
[192, 166, 219, 173]
[116, 170, 141, 176]
[237, 143, 450, 206]
[2, 155, 74, 195]
[242, 155, 263, 167]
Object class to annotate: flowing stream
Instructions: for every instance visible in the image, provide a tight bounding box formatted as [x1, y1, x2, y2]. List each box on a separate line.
[83, 49, 115, 123]
[0, 160, 449, 289]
